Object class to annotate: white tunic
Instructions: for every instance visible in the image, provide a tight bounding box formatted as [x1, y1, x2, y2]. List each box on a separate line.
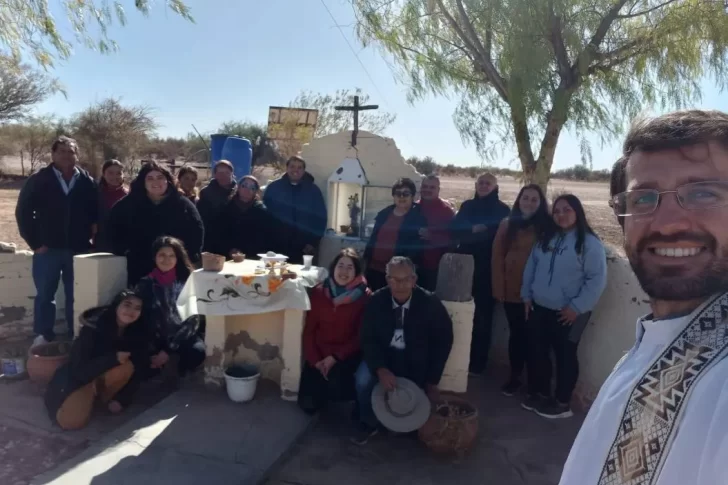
[559, 303, 728, 485]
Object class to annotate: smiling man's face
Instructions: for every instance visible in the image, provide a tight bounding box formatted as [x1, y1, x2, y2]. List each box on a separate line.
[623, 141, 728, 301]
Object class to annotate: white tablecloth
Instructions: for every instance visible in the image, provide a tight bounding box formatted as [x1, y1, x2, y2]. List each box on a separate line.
[177, 260, 327, 319]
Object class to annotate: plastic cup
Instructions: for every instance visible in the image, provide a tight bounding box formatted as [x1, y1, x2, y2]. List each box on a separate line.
[303, 255, 313, 269]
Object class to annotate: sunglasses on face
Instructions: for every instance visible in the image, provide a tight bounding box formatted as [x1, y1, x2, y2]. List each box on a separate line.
[394, 191, 412, 198]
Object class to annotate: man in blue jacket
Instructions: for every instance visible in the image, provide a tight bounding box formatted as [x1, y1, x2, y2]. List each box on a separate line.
[263, 156, 327, 263]
[15, 136, 99, 345]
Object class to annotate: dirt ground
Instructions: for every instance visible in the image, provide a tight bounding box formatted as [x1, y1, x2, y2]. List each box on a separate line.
[0, 176, 621, 251]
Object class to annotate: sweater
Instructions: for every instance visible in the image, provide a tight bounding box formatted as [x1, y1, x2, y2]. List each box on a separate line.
[491, 220, 537, 303]
[107, 188, 204, 285]
[363, 204, 428, 271]
[418, 198, 456, 270]
[520, 231, 607, 314]
[451, 189, 510, 297]
[360, 286, 453, 388]
[15, 163, 98, 253]
[302, 284, 371, 366]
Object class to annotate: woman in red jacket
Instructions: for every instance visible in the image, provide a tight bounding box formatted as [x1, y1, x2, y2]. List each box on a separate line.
[298, 248, 370, 414]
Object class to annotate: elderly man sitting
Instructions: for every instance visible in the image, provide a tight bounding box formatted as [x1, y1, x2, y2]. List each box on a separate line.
[352, 256, 454, 445]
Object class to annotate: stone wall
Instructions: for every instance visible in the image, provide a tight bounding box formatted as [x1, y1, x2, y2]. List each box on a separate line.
[0, 250, 66, 339]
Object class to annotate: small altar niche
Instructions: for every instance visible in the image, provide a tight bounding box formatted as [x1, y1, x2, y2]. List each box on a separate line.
[327, 158, 366, 238]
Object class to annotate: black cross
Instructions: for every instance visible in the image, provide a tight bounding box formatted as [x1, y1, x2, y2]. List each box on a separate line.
[334, 95, 379, 147]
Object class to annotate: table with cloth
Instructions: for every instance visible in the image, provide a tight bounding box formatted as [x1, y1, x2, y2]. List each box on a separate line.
[177, 259, 327, 400]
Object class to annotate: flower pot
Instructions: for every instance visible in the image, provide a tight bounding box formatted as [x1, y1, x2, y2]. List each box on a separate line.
[27, 341, 71, 385]
[418, 395, 479, 454]
[224, 364, 260, 403]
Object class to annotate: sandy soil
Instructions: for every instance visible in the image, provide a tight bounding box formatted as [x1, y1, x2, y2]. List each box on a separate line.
[0, 176, 621, 251]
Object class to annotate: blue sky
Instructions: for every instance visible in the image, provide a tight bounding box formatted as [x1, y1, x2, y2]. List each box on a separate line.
[35, 0, 728, 170]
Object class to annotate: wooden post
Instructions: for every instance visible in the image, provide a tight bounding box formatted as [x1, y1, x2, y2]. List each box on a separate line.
[435, 253, 474, 302]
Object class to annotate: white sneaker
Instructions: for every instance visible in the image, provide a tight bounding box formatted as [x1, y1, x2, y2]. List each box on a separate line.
[32, 335, 49, 348]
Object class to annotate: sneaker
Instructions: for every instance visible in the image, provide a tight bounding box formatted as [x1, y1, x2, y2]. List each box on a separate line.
[350, 424, 379, 446]
[521, 394, 545, 412]
[501, 379, 522, 397]
[535, 399, 574, 419]
[32, 335, 49, 348]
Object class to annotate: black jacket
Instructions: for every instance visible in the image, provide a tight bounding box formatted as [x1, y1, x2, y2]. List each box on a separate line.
[107, 188, 204, 286]
[15, 164, 98, 253]
[197, 179, 237, 255]
[360, 286, 453, 389]
[218, 199, 276, 258]
[451, 189, 510, 297]
[363, 204, 428, 270]
[44, 306, 151, 423]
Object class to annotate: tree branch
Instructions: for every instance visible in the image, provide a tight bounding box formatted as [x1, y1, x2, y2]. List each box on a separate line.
[434, 0, 509, 101]
[548, 2, 572, 84]
[617, 0, 680, 19]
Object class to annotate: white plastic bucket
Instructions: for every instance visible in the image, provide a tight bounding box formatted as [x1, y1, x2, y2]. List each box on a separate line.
[224, 365, 260, 403]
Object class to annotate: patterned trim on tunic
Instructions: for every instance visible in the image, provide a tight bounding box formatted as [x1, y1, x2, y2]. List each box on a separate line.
[598, 292, 728, 485]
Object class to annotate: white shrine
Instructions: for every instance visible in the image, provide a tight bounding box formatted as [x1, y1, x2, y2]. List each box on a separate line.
[301, 130, 423, 267]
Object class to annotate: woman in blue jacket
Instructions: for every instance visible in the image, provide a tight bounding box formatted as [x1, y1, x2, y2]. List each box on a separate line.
[520, 194, 607, 420]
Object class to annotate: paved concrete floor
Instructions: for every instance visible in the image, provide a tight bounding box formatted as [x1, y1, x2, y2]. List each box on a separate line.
[267, 374, 584, 485]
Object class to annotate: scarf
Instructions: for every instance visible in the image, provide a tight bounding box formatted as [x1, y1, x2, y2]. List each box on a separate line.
[322, 275, 367, 307]
[598, 292, 728, 485]
[150, 267, 177, 287]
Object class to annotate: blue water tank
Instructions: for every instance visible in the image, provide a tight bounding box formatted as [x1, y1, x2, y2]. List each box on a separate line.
[221, 136, 253, 179]
[210, 133, 229, 165]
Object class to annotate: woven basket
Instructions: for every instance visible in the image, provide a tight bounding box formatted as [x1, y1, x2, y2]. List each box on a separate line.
[201, 252, 225, 272]
[418, 395, 479, 454]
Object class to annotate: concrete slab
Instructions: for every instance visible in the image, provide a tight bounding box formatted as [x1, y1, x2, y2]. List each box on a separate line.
[267, 373, 584, 485]
[31, 381, 315, 485]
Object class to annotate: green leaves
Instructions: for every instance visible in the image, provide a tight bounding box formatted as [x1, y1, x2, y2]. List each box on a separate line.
[0, 0, 194, 69]
[353, 0, 728, 184]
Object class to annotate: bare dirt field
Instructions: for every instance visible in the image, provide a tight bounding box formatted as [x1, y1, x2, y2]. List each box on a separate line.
[0, 175, 621, 251]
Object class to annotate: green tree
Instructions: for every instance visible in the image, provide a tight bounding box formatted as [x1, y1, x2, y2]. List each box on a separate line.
[217, 120, 282, 165]
[290, 88, 396, 138]
[0, 0, 193, 67]
[0, 61, 59, 122]
[354, 0, 728, 187]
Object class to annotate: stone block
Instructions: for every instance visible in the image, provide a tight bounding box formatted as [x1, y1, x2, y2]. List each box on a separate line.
[73, 253, 127, 295]
[439, 300, 475, 394]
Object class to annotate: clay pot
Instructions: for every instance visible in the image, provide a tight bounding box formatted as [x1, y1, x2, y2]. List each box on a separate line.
[418, 395, 479, 455]
[27, 341, 71, 385]
[202, 252, 225, 271]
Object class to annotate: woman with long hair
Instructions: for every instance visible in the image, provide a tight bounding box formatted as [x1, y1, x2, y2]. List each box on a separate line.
[299, 248, 370, 414]
[491, 184, 551, 396]
[134, 236, 205, 377]
[95, 159, 128, 251]
[107, 161, 204, 285]
[44, 290, 149, 430]
[363, 178, 427, 291]
[451, 173, 511, 376]
[218, 175, 277, 257]
[176, 166, 199, 203]
[520, 194, 607, 419]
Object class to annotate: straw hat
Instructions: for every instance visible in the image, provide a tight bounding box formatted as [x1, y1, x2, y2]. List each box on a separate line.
[371, 377, 432, 433]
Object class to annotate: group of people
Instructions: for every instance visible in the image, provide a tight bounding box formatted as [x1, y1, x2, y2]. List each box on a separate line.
[14, 107, 728, 482]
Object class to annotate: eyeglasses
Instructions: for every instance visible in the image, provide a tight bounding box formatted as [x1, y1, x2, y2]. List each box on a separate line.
[393, 191, 412, 198]
[611, 181, 728, 216]
[241, 182, 258, 190]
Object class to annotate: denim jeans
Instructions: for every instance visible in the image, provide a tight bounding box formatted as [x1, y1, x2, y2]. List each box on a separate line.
[32, 249, 74, 340]
[354, 361, 379, 428]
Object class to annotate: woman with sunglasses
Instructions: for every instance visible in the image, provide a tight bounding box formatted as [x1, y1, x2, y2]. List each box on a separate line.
[362, 178, 427, 291]
[218, 175, 277, 258]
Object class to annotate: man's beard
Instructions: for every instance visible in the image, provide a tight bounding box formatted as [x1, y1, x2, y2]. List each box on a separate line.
[627, 232, 728, 300]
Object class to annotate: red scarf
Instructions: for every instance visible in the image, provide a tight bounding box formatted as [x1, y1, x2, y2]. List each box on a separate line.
[100, 184, 128, 211]
[150, 268, 177, 287]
